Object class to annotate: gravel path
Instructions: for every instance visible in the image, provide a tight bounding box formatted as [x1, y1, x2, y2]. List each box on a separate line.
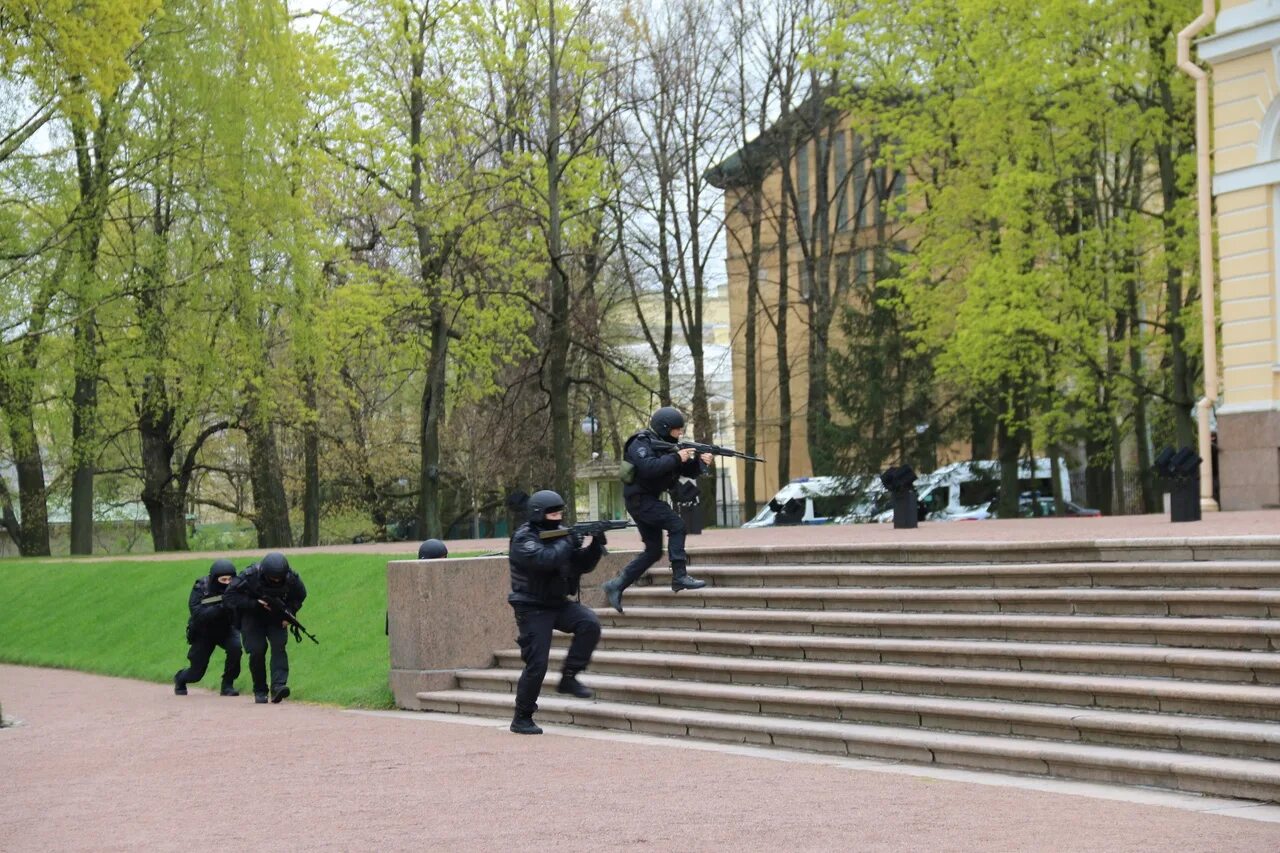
[2, 665, 1278, 852]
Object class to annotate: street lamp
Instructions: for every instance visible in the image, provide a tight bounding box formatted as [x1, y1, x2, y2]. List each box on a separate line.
[580, 401, 601, 459]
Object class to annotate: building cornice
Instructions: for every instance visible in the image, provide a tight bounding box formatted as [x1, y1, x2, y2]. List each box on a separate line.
[1213, 158, 1280, 194]
[1198, 7, 1280, 64]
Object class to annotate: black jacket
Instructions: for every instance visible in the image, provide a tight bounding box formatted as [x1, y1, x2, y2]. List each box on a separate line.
[622, 430, 705, 500]
[508, 523, 605, 607]
[224, 564, 307, 620]
[187, 576, 235, 638]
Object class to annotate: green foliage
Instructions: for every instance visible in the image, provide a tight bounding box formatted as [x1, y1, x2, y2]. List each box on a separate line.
[821, 0, 1202, 504]
[0, 554, 405, 708]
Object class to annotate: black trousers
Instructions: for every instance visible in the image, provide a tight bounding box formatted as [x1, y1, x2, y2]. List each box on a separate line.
[240, 615, 290, 693]
[179, 628, 242, 686]
[616, 492, 686, 588]
[511, 601, 601, 715]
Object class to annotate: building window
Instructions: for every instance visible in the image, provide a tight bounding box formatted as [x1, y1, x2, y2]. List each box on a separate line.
[800, 266, 812, 300]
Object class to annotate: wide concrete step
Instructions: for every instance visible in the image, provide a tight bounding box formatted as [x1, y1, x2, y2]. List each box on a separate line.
[597, 607, 1280, 650]
[639, 562, 1280, 589]
[622, 586, 1280, 617]
[453, 668, 1280, 760]
[576, 628, 1280, 683]
[415, 689, 1280, 801]
[492, 648, 1280, 719]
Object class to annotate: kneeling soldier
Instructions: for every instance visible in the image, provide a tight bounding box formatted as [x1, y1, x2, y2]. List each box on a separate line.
[224, 552, 307, 704]
[174, 559, 242, 697]
[508, 490, 605, 735]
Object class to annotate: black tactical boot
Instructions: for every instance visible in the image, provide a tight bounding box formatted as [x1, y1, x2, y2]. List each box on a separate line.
[271, 685, 290, 704]
[601, 578, 625, 613]
[556, 673, 593, 699]
[220, 682, 239, 697]
[254, 692, 269, 704]
[510, 712, 543, 735]
[173, 671, 187, 696]
[670, 563, 706, 592]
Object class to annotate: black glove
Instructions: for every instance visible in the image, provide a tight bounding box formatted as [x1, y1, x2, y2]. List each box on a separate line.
[569, 530, 584, 550]
[593, 531, 608, 547]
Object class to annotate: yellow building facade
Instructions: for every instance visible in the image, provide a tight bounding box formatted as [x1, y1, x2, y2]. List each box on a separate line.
[710, 107, 906, 504]
[1201, 1, 1280, 509]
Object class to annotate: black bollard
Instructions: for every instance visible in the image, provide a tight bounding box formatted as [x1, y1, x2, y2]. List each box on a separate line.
[880, 465, 919, 530]
[1154, 446, 1202, 523]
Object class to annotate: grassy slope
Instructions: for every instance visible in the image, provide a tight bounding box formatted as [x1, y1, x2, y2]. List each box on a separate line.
[0, 554, 398, 708]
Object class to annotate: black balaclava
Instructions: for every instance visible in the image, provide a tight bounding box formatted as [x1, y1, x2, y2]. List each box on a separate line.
[208, 558, 237, 589]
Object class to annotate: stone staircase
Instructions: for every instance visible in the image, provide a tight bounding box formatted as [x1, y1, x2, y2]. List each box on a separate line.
[416, 544, 1280, 801]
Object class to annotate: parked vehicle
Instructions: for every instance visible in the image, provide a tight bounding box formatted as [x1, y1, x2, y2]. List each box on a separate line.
[862, 459, 1077, 523]
[749, 460, 1089, 528]
[742, 476, 884, 527]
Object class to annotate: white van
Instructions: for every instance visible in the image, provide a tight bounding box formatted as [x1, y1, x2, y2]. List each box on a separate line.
[742, 475, 885, 527]
[875, 458, 1073, 522]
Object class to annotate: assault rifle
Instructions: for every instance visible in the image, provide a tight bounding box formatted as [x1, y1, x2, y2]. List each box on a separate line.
[651, 438, 765, 463]
[260, 595, 320, 645]
[538, 519, 632, 541]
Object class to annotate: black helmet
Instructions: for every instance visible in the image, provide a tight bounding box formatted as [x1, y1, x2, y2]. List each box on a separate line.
[649, 406, 685, 440]
[526, 489, 566, 525]
[260, 552, 290, 584]
[418, 538, 449, 559]
[208, 558, 237, 586]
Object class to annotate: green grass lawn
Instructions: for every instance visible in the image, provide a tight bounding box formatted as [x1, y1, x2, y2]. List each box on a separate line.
[0, 553, 407, 708]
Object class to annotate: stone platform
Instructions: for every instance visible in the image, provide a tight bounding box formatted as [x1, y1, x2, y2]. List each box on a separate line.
[390, 512, 1280, 801]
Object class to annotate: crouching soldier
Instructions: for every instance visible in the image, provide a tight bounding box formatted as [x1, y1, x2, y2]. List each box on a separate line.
[224, 552, 307, 704]
[508, 490, 605, 735]
[174, 559, 242, 697]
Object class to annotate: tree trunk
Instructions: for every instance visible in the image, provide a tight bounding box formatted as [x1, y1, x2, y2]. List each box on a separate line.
[1127, 286, 1159, 513]
[1084, 420, 1114, 516]
[139, 397, 188, 551]
[417, 311, 450, 538]
[69, 117, 111, 556]
[742, 186, 763, 519]
[2, 395, 51, 556]
[70, 318, 98, 555]
[246, 415, 293, 548]
[970, 404, 997, 460]
[545, 0, 575, 511]
[0, 280, 57, 556]
[1154, 96, 1196, 448]
[775, 160, 793, 486]
[302, 371, 321, 546]
[996, 411, 1021, 519]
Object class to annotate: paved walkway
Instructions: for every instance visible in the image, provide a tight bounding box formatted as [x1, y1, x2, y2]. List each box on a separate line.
[62, 509, 1280, 563]
[2, 665, 1278, 852]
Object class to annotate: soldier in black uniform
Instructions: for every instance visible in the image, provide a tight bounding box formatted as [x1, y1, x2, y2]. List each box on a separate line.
[174, 559, 242, 696]
[508, 489, 605, 735]
[223, 552, 307, 704]
[601, 406, 713, 613]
